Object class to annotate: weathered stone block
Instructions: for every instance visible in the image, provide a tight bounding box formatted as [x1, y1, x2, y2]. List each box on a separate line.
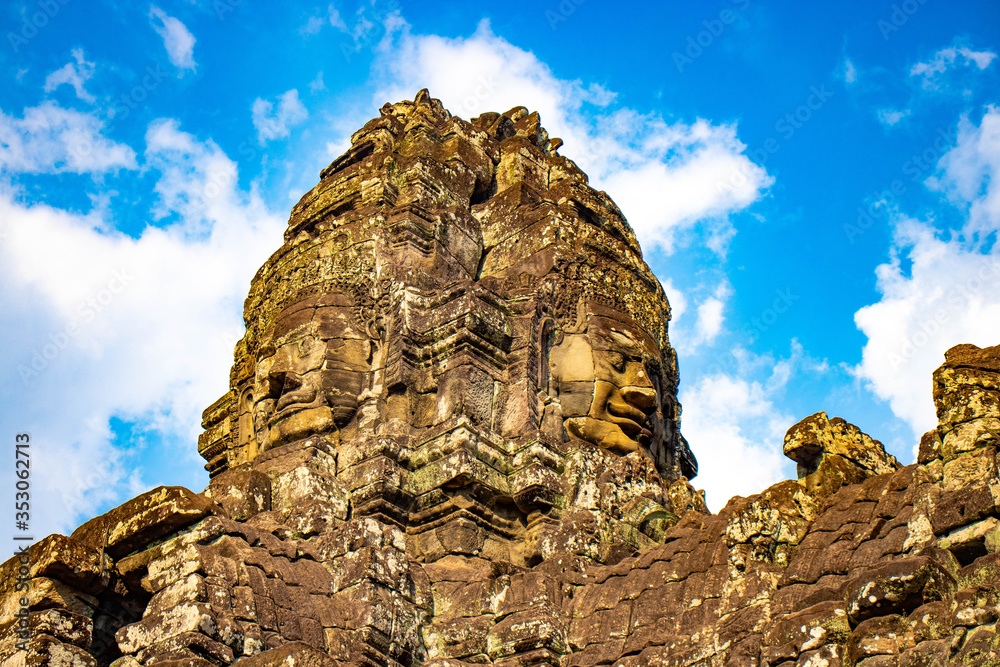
[30, 609, 92, 648]
[939, 517, 1000, 564]
[24, 634, 96, 667]
[950, 624, 1000, 667]
[205, 468, 272, 520]
[844, 556, 956, 624]
[763, 601, 850, 659]
[71, 486, 221, 559]
[19, 535, 109, 595]
[847, 614, 913, 664]
[133, 631, 234, 665]
[115, 602, 217, 654]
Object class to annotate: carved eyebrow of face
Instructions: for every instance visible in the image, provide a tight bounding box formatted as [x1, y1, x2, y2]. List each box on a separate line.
[604, 330, 659, 368]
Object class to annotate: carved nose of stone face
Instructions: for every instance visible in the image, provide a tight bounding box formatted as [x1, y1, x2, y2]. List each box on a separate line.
[621, 384, 657, 413]
[274, 372, 318, 412]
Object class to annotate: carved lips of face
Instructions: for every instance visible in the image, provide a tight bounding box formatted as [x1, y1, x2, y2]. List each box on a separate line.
[550, 315, 665, 454]
[252, 305, 369, 454]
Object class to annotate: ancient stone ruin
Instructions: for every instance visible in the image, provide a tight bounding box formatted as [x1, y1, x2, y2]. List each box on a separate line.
[3, 90, 999, 667]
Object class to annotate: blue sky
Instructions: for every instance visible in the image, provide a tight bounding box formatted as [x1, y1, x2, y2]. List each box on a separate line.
[2, 0, 998, 535]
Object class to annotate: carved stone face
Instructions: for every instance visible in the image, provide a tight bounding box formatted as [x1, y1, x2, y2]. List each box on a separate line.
[550, 313, 665, 454]
[251, 302, 369, 453]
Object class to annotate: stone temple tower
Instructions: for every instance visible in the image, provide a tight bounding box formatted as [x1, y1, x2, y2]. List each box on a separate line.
[197, 88, 702, 569]
[4, 91, 999, 667]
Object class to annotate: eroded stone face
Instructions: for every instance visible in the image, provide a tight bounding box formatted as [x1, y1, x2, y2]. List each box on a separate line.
[252, 299, 370, 454]
[783, 410, 900, 501]
[192, 90, 695, 564]
[551, 311, 664, 454]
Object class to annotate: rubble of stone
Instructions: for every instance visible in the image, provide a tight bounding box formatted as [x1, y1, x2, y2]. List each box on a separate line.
[2, 92, 998, 667]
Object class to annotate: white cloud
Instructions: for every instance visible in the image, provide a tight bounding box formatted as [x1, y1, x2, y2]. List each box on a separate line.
[669, 282, 732, 353]
[877, 108, 910, 127]
[583, 82, 616, 107]
[928, 106, 1000, 235]
[150, 6, 197, 73]
[854, 223, 1000, 441]
[0, 122, 285, 535]
[300, 16, 325, 35]
[301, 4, 348, 35]
[0, 102, 137, 174]
[911, 45, 997, 88]
[680, 367, 792, 511]
[43, 49, 96, 103]
[843, 58, 857, 85]
[855, 107, 1000, 442]
[328, 4, 348, 31]
[963, 49, 998, 70]
[309, 71, 326, 93]
[251, 89, 309, 143]
[695, 296, 726, 345]
[373, 18, 771, 255]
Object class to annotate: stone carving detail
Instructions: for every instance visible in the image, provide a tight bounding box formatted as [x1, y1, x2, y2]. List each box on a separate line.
[3, 92, 998, 667]
[784, 410, 901, 502]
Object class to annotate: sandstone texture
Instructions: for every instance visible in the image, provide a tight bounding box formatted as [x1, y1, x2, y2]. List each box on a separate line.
[3, 92, 999, 667]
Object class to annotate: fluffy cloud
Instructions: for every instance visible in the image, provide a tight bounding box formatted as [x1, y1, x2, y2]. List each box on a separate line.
[373, 19, 771, 255]
[928, 106, 1000, 235]
[301, 16, 326, 35]
[0, 119, 285, 536]
[877, 108, 910, 127]
[695, 295, 727, 346]
[43, 49, 96, 103]
[855, 107, 1000, 443]
[252, 89, 309, 143]
[309, 71, 327, 93]
[301, 4, 348, 35]
[911, 45, 997, 88]
[0, 101, 136, 174]
[680, 366, 793, 511]
[855, 223, 999, 441]
[667, 282, 733, 354]
[150, 6, 197, 73]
